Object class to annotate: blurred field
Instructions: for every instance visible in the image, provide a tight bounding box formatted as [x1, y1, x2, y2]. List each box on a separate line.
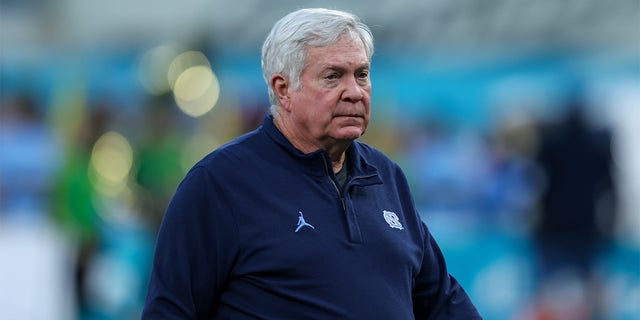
[1, 1, 639, 319]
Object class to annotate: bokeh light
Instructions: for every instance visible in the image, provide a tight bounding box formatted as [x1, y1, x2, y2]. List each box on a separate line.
[172, 65, 220, 117]
[167, 50, 211, 89]
[165, 50, 220, 117]
[89, 131, 134, 195]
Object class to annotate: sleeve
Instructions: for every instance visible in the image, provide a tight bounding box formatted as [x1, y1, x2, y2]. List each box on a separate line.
[412, 221, 482, 319]
[142, 166, 239, 319]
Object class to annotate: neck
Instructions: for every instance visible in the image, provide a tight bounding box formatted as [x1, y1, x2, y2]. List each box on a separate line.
[330, 152, 346, 173]
[273, 115, 349, 173]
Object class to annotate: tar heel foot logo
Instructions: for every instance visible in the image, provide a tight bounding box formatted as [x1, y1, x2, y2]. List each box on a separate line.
[383, 210, 404, 230]
[295, 211, 315, 233]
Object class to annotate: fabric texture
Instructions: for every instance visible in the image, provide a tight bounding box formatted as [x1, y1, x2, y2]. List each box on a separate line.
[142, 116, 481, 319]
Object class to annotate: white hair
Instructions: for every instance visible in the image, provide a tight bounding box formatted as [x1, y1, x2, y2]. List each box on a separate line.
[261, 8, 374, 115]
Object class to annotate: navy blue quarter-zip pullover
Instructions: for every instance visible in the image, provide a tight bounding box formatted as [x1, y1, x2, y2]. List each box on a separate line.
[142, 116, 481, 319]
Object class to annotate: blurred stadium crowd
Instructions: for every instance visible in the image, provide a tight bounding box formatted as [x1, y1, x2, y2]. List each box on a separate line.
[1, 0, 639, 319]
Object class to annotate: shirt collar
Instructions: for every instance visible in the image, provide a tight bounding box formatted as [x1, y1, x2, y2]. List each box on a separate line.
[261, 115, 379, 180]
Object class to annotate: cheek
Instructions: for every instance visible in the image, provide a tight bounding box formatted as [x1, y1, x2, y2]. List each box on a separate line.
[291, 94, 333, 129]
[301, 92, 335, 116]
[363, 97, 372, 117]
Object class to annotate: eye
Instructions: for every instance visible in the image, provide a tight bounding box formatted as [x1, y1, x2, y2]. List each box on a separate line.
[357, 70, 369, 79]
[325, 73, 339, 80]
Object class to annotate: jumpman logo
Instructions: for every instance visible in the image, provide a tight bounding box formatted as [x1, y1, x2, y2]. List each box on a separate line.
[295, 211, 315, 233]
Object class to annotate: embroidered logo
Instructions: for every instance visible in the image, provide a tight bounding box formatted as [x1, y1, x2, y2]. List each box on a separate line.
[383, 210, 404, 230]
[295, 211, 315, 233]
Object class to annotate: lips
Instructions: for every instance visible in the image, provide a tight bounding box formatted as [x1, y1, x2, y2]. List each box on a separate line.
[334, 114, 363, 118]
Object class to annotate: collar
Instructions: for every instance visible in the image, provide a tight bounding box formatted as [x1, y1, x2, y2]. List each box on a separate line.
[261, 115, 380, 183]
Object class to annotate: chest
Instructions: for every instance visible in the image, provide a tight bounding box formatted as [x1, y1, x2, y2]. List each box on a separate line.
[225, 174, 423, 282]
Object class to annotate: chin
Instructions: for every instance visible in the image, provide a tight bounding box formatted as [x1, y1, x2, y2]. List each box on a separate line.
[334, 127, 365, 140]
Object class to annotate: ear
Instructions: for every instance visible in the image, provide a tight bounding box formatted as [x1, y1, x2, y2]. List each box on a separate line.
[271, 74, 292, 111]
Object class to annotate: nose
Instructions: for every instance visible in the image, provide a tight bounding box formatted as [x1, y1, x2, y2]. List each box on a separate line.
[342, 76, 365, 103]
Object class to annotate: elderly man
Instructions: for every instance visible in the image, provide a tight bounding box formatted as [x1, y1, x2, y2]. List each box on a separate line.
[143, 8, 481, 319]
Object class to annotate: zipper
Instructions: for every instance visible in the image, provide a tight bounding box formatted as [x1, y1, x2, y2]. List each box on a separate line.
[323, 155, 364, 243]
[322, 154, 379, 244]
[322, 157, 346, 211]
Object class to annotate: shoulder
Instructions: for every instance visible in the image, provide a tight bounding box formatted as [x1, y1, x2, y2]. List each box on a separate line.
[353, 141, 391, 161]
[190, 128, 268, 177]
[352, 141, 403, 172]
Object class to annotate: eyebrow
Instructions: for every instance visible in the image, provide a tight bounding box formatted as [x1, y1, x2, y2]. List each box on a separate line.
[321, 63, 370, 73]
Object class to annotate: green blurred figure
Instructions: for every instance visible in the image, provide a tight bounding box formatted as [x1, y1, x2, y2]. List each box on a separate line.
[134, 94, 185, 232]
[52, 105, 111, 318]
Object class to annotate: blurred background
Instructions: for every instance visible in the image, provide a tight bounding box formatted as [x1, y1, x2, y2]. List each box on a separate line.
[1, 0, 639, 319]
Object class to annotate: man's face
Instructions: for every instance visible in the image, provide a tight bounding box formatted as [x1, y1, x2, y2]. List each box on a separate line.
[286, 35, 371, 148]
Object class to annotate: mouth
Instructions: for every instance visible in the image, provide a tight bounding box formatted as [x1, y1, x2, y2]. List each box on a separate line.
[334, 114, 363, 118]
[334, 115, 365, 128]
